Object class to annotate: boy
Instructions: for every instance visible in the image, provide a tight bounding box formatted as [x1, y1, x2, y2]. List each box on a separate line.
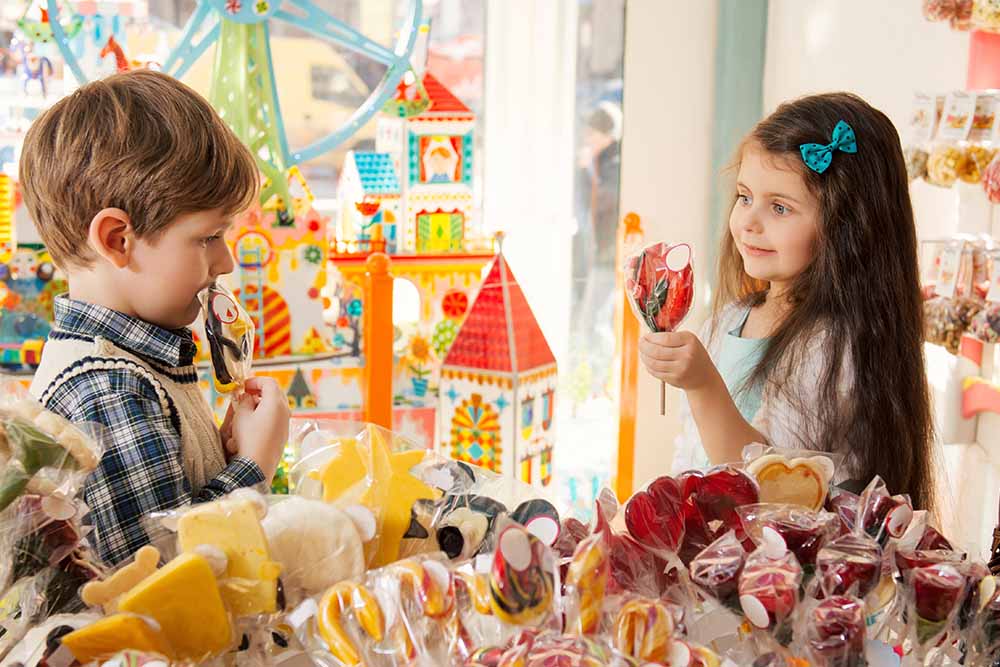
[19, 70, 290, 565]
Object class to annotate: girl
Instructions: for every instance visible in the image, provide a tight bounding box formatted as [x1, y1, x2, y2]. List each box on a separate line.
[639, 92, 935, 510]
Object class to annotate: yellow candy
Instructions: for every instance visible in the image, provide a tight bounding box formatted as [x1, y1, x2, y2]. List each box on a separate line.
[318, 582, 385, 666]
[317, 426, 439, 567]
[61, 613, 171, 663]
[177, 494, 281, 616]
[118, 553, 232, 661]
[614, 598, 675, 663]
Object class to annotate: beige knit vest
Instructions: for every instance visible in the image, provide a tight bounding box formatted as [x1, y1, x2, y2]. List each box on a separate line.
[29, 335, 226, 493]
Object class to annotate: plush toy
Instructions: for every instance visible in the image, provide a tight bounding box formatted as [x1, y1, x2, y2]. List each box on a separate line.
[261, 496, 376, 598]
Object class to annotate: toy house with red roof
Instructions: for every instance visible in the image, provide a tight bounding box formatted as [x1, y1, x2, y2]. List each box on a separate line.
[439, 249, 557, 487]
[376, 71, 475, 254]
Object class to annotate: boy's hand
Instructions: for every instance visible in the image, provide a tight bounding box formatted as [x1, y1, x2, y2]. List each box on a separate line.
[231, 377, 290, 482]
[639, 331, 720, 392]
[220, 403, 237, 458]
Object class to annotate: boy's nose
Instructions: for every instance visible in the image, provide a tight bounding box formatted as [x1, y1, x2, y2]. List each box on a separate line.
[214, 245, 235, 277]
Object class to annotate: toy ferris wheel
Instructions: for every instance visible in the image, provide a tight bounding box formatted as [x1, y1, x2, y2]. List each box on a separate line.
[46, 0, 423, 221]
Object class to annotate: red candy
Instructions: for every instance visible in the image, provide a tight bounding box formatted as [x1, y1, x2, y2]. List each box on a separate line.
[816, 534, 882, 599]
[738, 543, 802, 633]
[738, 505, 837, 568]
[593, 496, 667, 598]
[689, 531, 747, 611]
[806, 596, 867, 667]
[624, 475, 686, 553]
[912, 564, 966, 624]
[624, 242, 694, 333]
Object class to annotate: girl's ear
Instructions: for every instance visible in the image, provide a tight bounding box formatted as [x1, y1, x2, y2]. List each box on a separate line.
[88, 208, 134, 269]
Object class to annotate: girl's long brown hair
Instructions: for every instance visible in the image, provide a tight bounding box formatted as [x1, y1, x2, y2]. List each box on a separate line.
[714, 93, 935, 511]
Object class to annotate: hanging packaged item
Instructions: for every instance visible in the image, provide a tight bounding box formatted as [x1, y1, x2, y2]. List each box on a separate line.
[969, 247, 1000, 342]
[925, 240, 984, 353]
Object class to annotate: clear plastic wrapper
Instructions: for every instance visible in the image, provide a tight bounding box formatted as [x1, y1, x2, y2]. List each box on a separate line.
[969, 301, 1000, 342]
[737, 504, 838, 572]
[902, 563, 967, 661]
[984, 150, 1000, 202]
[563, 532, 610, 636]
[815, 534, 882, 599]
[904, 146, 929, 182]
[611, 596, 682, 664]
[952, 0, 975, 28]
[689, 530, 747, 614]
[591, 494, 670, 599]
[926, 144, 965, 187]
[802, 595, 867, 667]
[623, 241, 694, 334]
[925, 296, 982, 353]
[738, 533, 803, 648]
[288, 421, 561, 571]
[924, 0, 958, 21]
[626, 467, 757, 568]
[0, 385, 106, 654]
[200, 281, 255, 394]
[742, 444, 837, 511]
[856, 476, 914, 547]
[966, 575, 1000, 666]
[960, 145, 996, 183]
[973, 0, 1000, 32]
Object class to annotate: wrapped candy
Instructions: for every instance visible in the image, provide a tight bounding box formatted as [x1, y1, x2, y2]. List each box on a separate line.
[815, 534, 882, 599]
[952, 0, 975, 28]
[803, 595, 867, 667]
[612, 597, 680, 663]
[926, 144, 965, 187]
[974, 0, 1000, 32]
[737, 504, 838, 571]
[857, 476, 914, 546]
[564, 533, 610, 636]
[676, 466, 759, 564]
[925, 296, 983, 353]
[489, 523, 558, 628]
[966, 575, 1000, 665]
[591, 494, 670, 599]
[960, 145, 996, 183]
[985, 151, 1000, 202]
[738, 533, 803, 646]
[200, 282, 255, 394]
[970, 302, 1000, 343]
[689, 531, 747, 613]
[743, 445, 836, 511]
[624, 241, 694, 413]
[904, 563, 967, 657]
[624, 475, 686, 554]
[923, 0, 958, 21]
[904, 146, 930, 182]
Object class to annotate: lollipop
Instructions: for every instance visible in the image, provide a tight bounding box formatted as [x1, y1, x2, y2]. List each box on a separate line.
[564, 533, 610, 636]
[804, 596, 867, 667]
[816, 534, 882, 599]
[689, 531, 747, 613]
[738, 532, 802, 646]
[489, 525, 556, 627]
[624, 241, 694, 413]
[317, 582, 385, 666]
[906, 563, 966, 651]
[200, 282, 255, 394]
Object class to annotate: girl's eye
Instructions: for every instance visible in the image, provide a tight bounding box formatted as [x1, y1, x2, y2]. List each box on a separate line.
[772, 203, 789, 216]
[736, 194, 751, 206]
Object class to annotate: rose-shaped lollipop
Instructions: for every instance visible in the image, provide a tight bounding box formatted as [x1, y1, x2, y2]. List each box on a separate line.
[737, 505, 838, 571]
[805, 596, 867, 667]
[907, 563, 966, 649]
[624, 241, 694, 413]
[689, 531, 746, 613]
[816, 534, 882, 599]
[738, 531, 803, 646]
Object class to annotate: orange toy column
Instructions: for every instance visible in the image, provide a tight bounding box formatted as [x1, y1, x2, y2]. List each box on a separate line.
[364, 252, 394, 429]
[614, 212, 644, 501]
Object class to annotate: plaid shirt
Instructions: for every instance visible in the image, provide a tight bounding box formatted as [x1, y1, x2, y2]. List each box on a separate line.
[42, 296, 264, 565]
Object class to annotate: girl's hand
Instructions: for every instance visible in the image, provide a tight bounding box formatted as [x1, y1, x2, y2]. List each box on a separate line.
[639, 331, 719, 391]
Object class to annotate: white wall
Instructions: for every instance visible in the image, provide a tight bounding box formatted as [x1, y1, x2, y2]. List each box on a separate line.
[764, 0, 970, 240]
[621, 0, 718, 485]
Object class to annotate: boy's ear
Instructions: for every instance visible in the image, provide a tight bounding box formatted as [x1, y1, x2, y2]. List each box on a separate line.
[88, 208, 133, 269]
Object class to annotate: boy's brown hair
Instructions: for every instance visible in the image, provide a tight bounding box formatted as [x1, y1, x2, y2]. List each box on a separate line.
[19, 69, 258, 269]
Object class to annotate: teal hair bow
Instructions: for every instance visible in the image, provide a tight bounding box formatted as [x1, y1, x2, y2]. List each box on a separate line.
[799, 120, 857, 174]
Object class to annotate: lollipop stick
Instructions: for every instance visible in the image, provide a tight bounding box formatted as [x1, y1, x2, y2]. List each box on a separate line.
[659, 379, 666, 415]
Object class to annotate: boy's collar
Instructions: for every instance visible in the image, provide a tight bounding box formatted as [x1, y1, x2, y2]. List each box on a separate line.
[52, 295, 198, 368]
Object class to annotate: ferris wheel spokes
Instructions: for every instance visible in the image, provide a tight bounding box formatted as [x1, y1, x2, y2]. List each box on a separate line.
[161, 2, 220, 80]
[273, 0, 398, 67]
